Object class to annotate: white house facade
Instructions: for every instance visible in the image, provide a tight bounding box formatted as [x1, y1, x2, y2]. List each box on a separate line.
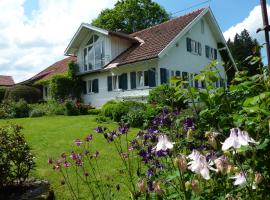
[64, 7, 237, 107]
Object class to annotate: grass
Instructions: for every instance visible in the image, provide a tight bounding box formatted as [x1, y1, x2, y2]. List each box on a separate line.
[0, 115, 139, 200]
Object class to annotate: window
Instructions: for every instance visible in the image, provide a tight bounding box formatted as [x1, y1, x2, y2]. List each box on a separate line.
[182, 72, 189, 88]
[160, 68, 168, 84]
[187, 38, 202, 55]
[190, 74, 194, 87]
[201, 20, 204, 34]
[205, 45, 217, 60]
[194, 74, 199, 88]
[107, 74, 128, 91]
[82, 81, 87, 94]
[137, 71, 144, 87]
[44, 86, 48, 98]
[87, 79, 99, 93]
[83, 34, 105, 71]
[144, 71, 149, 86]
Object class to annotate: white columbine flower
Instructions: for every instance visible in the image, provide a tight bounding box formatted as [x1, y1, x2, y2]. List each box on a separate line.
[153, 135, 174, 151]
[230, 171, 247, 186]
[187, 150, 217, 180]
[222, 128, 258, 151]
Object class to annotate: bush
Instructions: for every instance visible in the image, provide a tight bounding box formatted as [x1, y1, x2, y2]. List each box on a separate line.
[0, 100, 15, 119]
[0, 124, 35, 188]
[88, 108, 101, 115]
[46, 100, 65, 115]
[122, 109, 145, 127]
[13, 99, 29, 118]
[5, 85, 41, 103]
[0, 87, 6, 102]
[64, 100, 79, 116]
[50, 75, 73, 101]
[29, 107, 46, 118]
[95, 114, 110, 123]
[148, 84, 187, 109]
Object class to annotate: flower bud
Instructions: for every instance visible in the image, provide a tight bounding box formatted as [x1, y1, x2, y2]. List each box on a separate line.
[185, 181, 191, 191]
[214, 156, 228, 174]
[137, 180, 146, 193]
[226, 164, 235, 174]
[255, 172, 262, 184]
[187, 128, 193, 141]
[153, 181, 162, 195]
[223, 150, 231, 156]
[191, 179, 200, 193]
[208, 136, 217, 149]
[174, 154, 187, 172]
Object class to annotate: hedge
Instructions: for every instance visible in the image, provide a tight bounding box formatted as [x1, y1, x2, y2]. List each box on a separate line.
[4, 85, 41, 103]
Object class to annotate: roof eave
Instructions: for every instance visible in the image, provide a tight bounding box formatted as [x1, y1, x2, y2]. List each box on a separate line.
[64, 23, 109, 56]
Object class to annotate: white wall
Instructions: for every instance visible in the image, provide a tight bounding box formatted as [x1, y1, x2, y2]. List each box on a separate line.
[158, 17, 225, 82]
[81, 60, 158, 107]
[110, 36, 132, 60]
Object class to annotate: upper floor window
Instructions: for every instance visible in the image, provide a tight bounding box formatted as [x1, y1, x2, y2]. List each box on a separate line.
[84, 34, 105, 72]
[205, 45, 217, 60]
[186, 38, 202, 55]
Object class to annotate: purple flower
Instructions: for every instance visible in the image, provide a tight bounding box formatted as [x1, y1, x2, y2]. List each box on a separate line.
[75, 159, 83, 166]
[61, 153, 67, 159]
[146, 166, 155, 177]
[64, 161, 70, 168]
[147, 181, 154, 191]
[183, 118, 195, 132]
[94, 126, 106, 133]
[48, 157, 53, 164]
[118, 123, 129, 134]
[85, 134, 93, 142]
[53, 164, 61, 170]
[156, 150, 168, 157]
[74, 139, 82, 146]
[137, 131, 144, 137]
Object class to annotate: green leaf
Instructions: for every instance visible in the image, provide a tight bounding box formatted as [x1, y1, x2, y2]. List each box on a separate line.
[256, 139, 270, 150]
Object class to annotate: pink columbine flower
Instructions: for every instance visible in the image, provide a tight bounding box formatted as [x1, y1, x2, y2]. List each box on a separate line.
[187, 150, 217, 180]
[230, 171, 247, 186]
[153, 135, 174, 151]
[222, 128, 258, 151]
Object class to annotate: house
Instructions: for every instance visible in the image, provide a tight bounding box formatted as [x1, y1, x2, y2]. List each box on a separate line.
[42, 7, 235, 107]
[22, 56, 76, 99]
[0, 75, 14, 87]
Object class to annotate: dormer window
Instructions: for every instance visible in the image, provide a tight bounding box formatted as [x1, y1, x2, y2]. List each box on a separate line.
[83, 34, 105, 71]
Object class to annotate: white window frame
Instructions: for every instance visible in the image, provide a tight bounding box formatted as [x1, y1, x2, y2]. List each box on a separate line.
[190, 40, 201, 55]
[83, 34, 105, 72]
[112, 75, 120, 91]
[87, 80, 93, 94]
[136, 70, 149, 88]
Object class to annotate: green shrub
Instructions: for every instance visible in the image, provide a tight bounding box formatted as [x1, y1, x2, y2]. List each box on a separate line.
[0, 124, 35, 188]
[5, 85, 41, 103]
[95, 114, 110, 123]
[122, 109, 145, 127]
[0, 87, 6, 102]
[13, 99, 29, 118]
[46, 100, 65, 115]
[29, 107, 46, 118]
[88, 108, 101, 115]
[148, 84, 187, 109]
[64, 100, 79, 116]
[50, 75, 73, 100]
[0, 100, 15, 119]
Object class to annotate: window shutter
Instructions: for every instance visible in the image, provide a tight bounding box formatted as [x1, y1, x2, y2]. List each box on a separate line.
[175, 71, 181, 77]
[82, 81, 87, 94]
[148, 68, 156, 87]
[107, 76, 112, 91]
[130, 72, 136, 89]
[118, 75, 123, 89]
[160, 68, 168, 84]
[214, 49, 217, 59]
[198, 42, 202, 55]
[122, 73, 128, 90]
[186, 38, 191, 52]
[205, 45, 210, 58]
[92, 79, 99, 93]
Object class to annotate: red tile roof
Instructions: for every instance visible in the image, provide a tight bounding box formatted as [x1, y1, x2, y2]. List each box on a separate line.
[30, 56, 77, 82]
[0, 75, 14, 86]
[105, 8, 205, 67]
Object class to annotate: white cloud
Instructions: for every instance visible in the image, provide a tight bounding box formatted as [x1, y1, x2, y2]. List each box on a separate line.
[223, 4, 267, 44]
[0, 0, 117, 83]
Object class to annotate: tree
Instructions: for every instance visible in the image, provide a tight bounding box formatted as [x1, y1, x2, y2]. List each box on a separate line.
[91, 0, 170, 34]
[226, 29, 262, 76]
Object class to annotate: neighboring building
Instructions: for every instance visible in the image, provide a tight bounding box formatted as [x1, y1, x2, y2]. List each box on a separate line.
[63, 7, 236, 107]
[0, 75, 14, 87]
[23, 56, 76, 99]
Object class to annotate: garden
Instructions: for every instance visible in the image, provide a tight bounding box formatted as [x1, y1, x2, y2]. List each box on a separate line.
[0, 59, 270, 199]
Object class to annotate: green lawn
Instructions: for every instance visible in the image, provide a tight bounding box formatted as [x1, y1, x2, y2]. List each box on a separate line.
[0, 115, 139, 200]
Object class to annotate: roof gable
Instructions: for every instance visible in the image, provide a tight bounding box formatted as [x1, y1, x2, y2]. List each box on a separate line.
[0, 75, 14, 86]
[104, 8, 206, 68]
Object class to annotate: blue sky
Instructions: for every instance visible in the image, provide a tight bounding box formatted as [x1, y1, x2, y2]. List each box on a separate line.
[0, 0, 267, 82]
[155, 0, 260, 32]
